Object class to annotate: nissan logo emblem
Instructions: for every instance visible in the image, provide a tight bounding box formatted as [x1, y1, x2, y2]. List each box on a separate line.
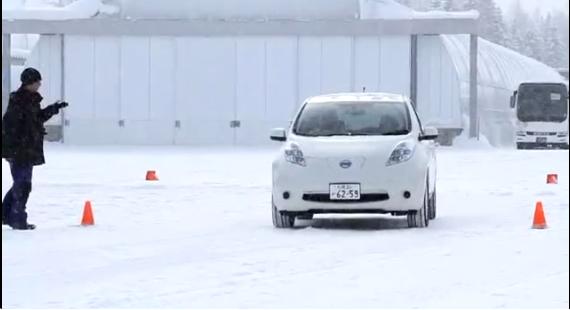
[339, 160, 352, 169]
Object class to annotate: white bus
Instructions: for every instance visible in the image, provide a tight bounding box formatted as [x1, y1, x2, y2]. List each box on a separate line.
[510, 82, 569, 150]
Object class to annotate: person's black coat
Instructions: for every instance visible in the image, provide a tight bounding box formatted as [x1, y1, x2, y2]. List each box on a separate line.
[2, 88, 61, 166]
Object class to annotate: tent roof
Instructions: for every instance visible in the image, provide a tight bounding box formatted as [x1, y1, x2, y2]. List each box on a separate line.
[442, 35, 565, 93]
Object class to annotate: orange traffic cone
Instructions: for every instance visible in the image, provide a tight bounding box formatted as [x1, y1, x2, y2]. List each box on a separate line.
[546, 174, 558, 184]
[146, 170, 159, 181]
[532, 201, 547, 229]
[81, 201, 95, 226]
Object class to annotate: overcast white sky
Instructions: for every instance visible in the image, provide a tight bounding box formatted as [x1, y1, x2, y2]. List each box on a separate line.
[496, 0, 569, 16]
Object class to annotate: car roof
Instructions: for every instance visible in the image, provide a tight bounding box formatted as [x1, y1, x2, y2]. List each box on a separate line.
[306, 92, 408, 104]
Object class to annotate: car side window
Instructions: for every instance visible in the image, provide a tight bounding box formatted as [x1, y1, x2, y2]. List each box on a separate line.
[409, 100, 424, 134]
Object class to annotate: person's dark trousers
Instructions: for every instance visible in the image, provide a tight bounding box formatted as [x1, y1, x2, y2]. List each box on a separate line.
[2, 161, 34, 228]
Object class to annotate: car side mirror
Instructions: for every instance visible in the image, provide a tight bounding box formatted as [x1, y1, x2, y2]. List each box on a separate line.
[270, 128, 287, 142]
[419, 127, 438, 141]
[510, 91, 517, 108]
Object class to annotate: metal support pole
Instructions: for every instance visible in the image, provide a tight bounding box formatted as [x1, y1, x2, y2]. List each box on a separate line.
[2, 34, 12, 116]
[410, 34, 418, 107]
[469, 34, 478, 138]
[60, 34, 66, 143]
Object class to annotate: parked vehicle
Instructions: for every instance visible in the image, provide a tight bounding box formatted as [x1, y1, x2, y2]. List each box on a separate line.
[510, 82, 569, 149]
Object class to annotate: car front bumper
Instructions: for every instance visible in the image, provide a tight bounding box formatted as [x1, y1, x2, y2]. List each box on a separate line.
[272, 157, 427, 213]
[516, 135, 568, 145]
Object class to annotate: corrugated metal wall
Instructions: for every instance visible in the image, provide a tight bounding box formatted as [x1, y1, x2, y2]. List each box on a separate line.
[62, 35, 411, 145]
[12, 35, 63, 126]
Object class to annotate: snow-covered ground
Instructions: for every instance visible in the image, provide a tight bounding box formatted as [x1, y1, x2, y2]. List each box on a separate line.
[2, 145, 569, 308]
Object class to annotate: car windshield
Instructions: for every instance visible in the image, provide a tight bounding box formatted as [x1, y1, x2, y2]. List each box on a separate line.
[517, 84, 568, 123]
[293, 101, 411, 137]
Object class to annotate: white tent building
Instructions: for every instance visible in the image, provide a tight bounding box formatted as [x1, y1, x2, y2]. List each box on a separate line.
[2, 0, 565, 146]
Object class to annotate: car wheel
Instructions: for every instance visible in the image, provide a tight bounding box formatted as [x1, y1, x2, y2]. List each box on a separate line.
[428, 187, 437, 220]
[407, 184, 429, 228]
[272, 199, 295, 228]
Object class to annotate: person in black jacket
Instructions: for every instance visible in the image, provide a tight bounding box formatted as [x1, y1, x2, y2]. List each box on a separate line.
[2, 67, 68, 230]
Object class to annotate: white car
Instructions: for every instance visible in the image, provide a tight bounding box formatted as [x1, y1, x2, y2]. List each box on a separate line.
[270, 93, 438, 228]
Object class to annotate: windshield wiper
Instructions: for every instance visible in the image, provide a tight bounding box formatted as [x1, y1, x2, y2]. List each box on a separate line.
[297, 133, 349, 137]
[303, 131, 411, 137]
[317, 133, 352, 137]
[381, 130, 410, 136]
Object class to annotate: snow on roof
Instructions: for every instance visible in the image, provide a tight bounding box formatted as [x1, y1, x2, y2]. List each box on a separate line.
[2, 0, 478, 22]
[2, 0, 117, 20]
[118, 0, 475, 21]
[119, 0, 360, 21]
[358, 0, 413, 20]
[412, 10, 479, 20]
[359, 0, 478, 20]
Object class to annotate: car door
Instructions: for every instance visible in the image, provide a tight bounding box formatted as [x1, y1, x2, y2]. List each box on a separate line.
[410, 101, 437, 193]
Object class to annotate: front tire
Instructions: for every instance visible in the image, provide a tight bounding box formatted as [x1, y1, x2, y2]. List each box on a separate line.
[272, 200, 295, 228]
[407, 185, 429, 228]
[428, 188, 437, 220]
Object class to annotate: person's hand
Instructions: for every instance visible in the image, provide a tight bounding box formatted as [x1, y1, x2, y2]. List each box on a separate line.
[56, 101, 69, 109]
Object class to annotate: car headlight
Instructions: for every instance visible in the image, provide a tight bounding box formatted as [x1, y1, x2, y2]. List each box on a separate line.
[386, 141, 416, 166]
[516, 131, 526, 136]
[284, 143, 306, 167]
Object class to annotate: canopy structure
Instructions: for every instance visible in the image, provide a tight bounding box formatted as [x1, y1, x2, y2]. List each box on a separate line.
[439, 35, 565, 145]
[443, 35, 565, 92]
[3, 0, 483, 140]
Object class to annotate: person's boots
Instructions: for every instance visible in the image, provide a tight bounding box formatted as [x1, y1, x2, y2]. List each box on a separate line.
[10, 222, 36, 230]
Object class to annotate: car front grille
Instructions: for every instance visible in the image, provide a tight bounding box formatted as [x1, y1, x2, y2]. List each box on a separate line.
[527, 131, 557, 136]
[302, 193, 390, 203]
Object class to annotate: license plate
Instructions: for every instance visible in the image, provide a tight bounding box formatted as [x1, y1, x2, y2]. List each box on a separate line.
[330, 184, 361, 200]
[536, 137, 547, 143]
